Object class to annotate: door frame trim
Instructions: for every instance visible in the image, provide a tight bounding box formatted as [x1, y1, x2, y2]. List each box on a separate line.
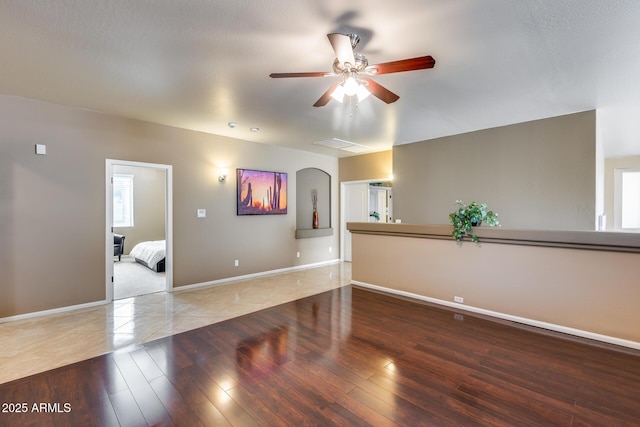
[105, 159, 173, 302]
[340, 178, 391, 261]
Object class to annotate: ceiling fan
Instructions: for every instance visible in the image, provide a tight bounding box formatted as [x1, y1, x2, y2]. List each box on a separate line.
[269, 33, 435, 107]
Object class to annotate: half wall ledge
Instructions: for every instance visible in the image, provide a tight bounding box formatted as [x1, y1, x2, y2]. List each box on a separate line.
[346, 222, 640, 253]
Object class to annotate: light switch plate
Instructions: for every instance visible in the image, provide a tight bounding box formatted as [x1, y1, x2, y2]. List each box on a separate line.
[197, 209, 206, 218]
[35, 144, 47, 155]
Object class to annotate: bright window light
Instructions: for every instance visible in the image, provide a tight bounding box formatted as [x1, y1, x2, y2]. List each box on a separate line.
[113, 174, 134, 227]
[621, 171, 640, 229]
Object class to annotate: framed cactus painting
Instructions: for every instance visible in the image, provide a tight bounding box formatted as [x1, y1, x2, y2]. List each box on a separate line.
[236, 169, 287, 215]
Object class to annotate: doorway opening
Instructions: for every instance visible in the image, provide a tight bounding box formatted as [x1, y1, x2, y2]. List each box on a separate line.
[105, 159, 173, 302]
[340, 179, 393, 262]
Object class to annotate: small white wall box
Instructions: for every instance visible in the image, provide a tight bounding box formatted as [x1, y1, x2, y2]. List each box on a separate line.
[197, 209, 206, 218]
[35, 144, 47, 155]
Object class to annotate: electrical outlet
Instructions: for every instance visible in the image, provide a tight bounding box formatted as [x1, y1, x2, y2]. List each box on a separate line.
[454, 296, 464, 303]
[329, 246, 332, 253]
[234, 259, 239, 267]
[296, 251, 300, 258]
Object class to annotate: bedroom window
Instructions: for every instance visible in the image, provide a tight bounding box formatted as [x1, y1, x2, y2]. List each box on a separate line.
[113, 174, 134, 227]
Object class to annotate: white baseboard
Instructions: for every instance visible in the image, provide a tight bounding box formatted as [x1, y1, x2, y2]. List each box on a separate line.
[173, 259, 342, 293]
[0, 300, 108, 324]
[352, 280, 640, 351]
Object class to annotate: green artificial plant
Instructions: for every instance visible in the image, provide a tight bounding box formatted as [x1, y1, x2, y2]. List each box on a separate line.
[449, 200, 500, 242]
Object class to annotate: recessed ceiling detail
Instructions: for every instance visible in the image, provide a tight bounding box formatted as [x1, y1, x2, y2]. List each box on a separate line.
[312, 138, 371, 153]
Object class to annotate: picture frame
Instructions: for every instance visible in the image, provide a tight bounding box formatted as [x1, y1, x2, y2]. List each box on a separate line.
[236, 168, 287, 215]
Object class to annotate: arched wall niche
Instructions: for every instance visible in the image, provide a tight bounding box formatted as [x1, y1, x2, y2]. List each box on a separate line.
[296, 168, 333, 238]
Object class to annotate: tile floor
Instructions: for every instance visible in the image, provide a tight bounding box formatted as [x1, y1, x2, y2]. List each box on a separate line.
[0, 262, 351, 385]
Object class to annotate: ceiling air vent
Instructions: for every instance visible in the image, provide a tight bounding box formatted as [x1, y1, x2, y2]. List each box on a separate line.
[312, 138, 370, 153]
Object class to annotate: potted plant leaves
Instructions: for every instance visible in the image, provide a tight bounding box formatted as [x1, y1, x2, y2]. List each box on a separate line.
[449, 200, 500, 242]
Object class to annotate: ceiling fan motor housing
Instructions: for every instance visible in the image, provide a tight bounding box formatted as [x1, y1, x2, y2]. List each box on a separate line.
[332, 54, 368, 74]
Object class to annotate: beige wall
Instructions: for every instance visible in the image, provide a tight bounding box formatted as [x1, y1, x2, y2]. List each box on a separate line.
[393, 111, 597, 229]
[338, 150, 392, 183]
[604, 155, 640, 231]
[351, 231, 640, 345]
[0, 95, 338, 318]
[113, 165, 165, 253]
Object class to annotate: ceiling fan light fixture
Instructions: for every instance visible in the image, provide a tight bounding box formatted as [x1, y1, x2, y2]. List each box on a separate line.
[356, 84, 371, 102]
[330, 83, 345, 103]
[331, 76, 370, 104]
[343, 76, 359, 96]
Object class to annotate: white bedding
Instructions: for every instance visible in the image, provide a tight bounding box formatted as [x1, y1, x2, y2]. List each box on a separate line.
[130, 240, 166, 268]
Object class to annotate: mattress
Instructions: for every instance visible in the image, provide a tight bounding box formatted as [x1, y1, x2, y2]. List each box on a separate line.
[129, 240, 166, 272]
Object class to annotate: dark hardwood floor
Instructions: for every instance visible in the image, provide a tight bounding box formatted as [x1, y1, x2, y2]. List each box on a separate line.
[2, 285, 640, 426]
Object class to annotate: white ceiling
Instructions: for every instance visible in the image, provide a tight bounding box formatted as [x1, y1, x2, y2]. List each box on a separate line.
[2, 0, 640, 158]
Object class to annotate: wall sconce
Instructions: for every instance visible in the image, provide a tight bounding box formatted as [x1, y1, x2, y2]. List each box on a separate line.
[218, 168, 229, 182]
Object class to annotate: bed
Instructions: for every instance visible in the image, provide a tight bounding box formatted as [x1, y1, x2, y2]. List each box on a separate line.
[129, 240, 166, 272]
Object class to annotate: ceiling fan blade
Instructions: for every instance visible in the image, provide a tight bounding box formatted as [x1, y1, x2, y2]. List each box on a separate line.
[270, 71, 335, 78]
[366, 55, 436, 75]
[313, 82, 340, 107]
[363, 78, 399, 104]
[327, 33, 355, 67]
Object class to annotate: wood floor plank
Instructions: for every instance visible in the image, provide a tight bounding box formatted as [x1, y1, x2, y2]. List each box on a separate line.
[2, 285, 640, 426]
[194, 352, 239, 392]
[100, 354, 130, 395]
[454, 374, 574, 426]
[279, 356, 396, 427]
[366, 370, 491, 427]
[151, 336, 197, 371]
[348, 383, 450, 427]
[131, 348, 165, 382]
[225, 383, 290, 427]
[145, 342, 176, 377]
[49, 363, 96, 427]
[243, 367, 332, 425]
[181, 363, 259, 427]
[166, 366, 232, 426]
[77, 359, 120, 427]
[109, 387, 149, 426]
[149, 375, 206, 427]
[112, 351, 172, 425]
